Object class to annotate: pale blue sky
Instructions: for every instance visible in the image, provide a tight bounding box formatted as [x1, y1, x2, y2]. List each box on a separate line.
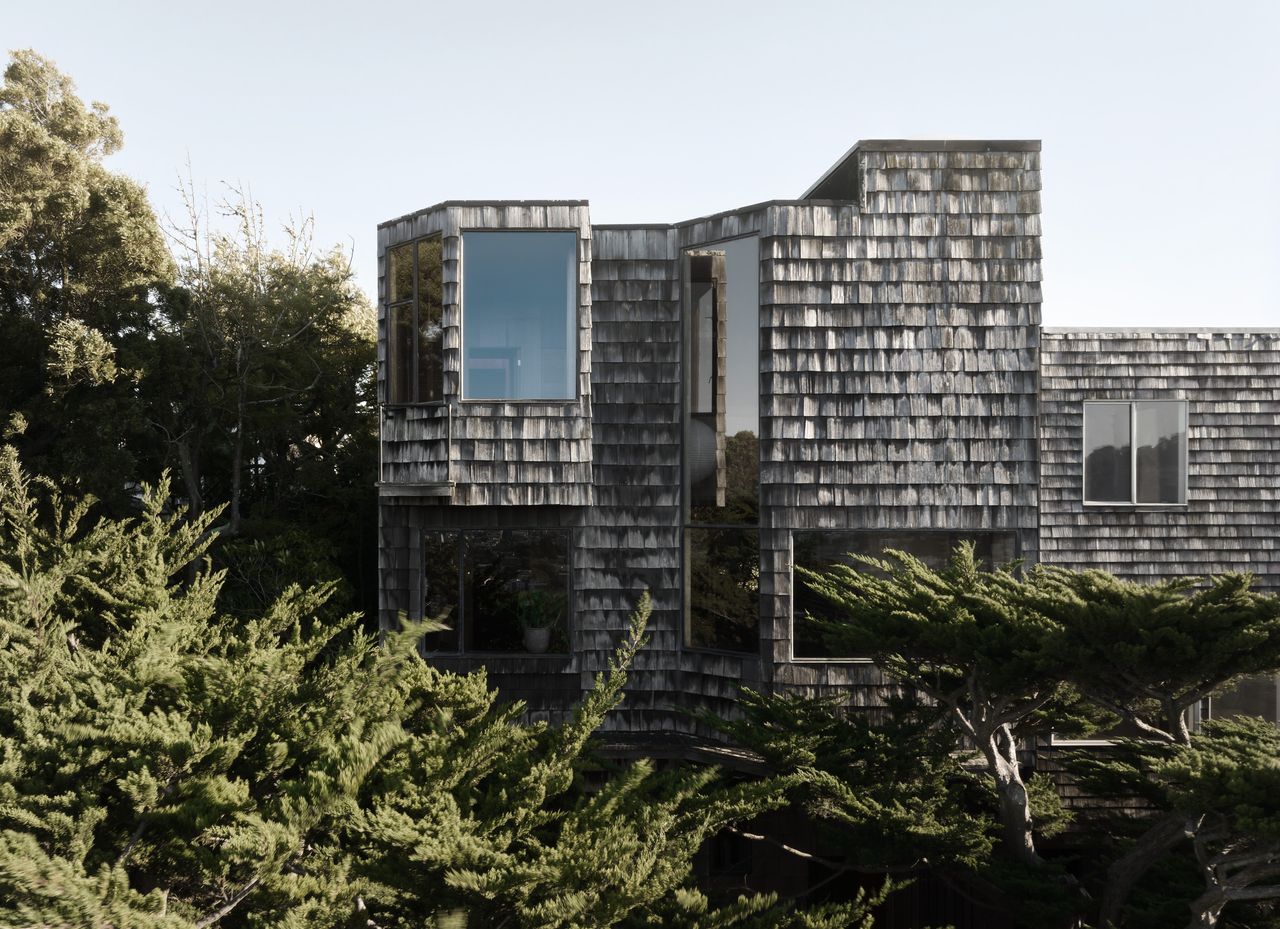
[7, 0, 1278, 326]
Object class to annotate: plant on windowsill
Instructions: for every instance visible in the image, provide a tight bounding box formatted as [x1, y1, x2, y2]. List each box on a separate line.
[517, 590, 562, 654]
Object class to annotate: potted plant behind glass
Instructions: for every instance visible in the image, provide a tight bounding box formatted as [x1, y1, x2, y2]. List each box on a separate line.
[518, 590, 560, 654]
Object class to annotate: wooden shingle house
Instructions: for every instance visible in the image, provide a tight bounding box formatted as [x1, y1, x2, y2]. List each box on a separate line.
[376, 140, 1280, 738]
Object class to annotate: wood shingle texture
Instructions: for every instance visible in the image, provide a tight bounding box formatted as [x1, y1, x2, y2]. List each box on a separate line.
[377, 202, 594, 506]
[1039, 330, 1280, 590]
[764, 141, 1043, 699]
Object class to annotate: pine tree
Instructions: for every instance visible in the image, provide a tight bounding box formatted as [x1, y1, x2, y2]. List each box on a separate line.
[346, 592, 874, 929]
[798, 543, 1099, 869]
[0, 452, 873, 928]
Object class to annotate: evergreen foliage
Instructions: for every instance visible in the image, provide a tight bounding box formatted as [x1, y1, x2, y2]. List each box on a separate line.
[798, 543, 1102, 868]
[0, 454, 873, 929]
[0, 49, 378, 616]
[1038, 569, 1280, 744]
[793, 541, 1280, 928]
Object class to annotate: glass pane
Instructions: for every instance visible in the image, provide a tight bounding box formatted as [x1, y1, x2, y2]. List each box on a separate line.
[463, 529, 569, 653]
[422, 530, 460, 652]
[389, 243, 414, 304]
[462, 232, 576, 400]
[690, 279, 716, 414]
[1135, 401, 1186, 504]
[687, 238, 759, 524]
[1084, 403, 1132, 502]
[387, 303, 413, 404]
[1209, 675, 1278, 724]
[793, 531, 1015, 659]
[687, 526, 759, 653]
[417, 238, 444, 403]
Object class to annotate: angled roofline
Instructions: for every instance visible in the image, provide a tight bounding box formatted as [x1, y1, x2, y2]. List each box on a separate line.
[801, 139, 1042, 199]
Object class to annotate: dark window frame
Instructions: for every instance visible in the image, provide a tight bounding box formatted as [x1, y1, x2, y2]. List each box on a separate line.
[1082, 399, 1189, 507]
[457, 228, 582, 403]
[384, 235, 445, 407]
[679, 235, 762, 658]
[420, 527, 573, 657]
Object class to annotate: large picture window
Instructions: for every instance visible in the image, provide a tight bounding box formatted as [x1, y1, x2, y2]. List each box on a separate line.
[386, 237, 444, 404]
[462, 231, 577, 400]
[1083, 400, 1187, 505]
[683, 237, 760, 654]
[420, 528, 570, 654]
[792, 531, 1018, 660]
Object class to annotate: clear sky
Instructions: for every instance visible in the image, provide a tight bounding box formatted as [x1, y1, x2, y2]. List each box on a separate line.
[7, 0, 1278, 327]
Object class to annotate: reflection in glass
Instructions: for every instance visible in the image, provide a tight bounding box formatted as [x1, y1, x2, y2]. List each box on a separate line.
[686, 238, 759, 525]
[463, 529, 569, 653]
[462, 232, 576, 400]
[388, 304, 414, 404]
[1135, 401, 1186, 504]
[687, 526, 760, 653]
[421, 530, 460, 651]
[684, 238, 760, 654]
[793, 531, 1017, 659]
[416, 238, 444, 403]
[1084, 403, 1132, 502]
[1209, 675, 1279, 724]
[691, 279, 716, 414]
[389, 244, 414, 303]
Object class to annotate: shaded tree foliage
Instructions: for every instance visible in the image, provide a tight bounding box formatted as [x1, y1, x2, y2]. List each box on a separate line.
[0, 49, 378, 616]
[793, 542, 1280, 928]
[0, 454, 874, 929]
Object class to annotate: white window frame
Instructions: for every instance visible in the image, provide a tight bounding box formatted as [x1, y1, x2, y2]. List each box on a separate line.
[1081, 399, 1188, 507]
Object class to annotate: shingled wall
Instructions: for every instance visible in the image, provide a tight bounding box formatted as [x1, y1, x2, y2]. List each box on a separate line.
[763, 141, 1043, 701]
[377, 202, 594, 505]
[579, 225, 686, 731]
[1039, 329, 1280, 589]
[377, 141, 1046, 732]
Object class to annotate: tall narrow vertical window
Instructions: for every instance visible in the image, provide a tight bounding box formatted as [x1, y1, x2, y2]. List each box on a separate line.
[386, 236, 444, 404]
[684, 237, 760, 654]
[1084, 400, 1187, 505]
[462, 231, 577, 400]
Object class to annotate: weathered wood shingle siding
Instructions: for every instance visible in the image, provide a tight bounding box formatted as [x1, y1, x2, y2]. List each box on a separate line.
[1039, 330, 1280, 589]
[377, 142, 1051, 732]
[581, 226, 686, 731]
[377, 202, 594, 505]
[762, 143, 1043, 702]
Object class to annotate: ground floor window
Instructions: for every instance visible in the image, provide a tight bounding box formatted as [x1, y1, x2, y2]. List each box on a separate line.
[792, 530, 1018, 659]
[421, 528, 570, 654]
[685, 526, 760, 653]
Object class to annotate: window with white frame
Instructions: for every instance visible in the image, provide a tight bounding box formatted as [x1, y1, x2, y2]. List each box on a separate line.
[1083, 400, 1188, 505]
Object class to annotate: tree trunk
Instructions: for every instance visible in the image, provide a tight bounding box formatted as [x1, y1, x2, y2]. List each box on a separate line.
[229, 373, 246, 535]
[1186, 891, 1226, 929]
[1099, 811, 1193, 927]
[982, 724, 1039, 866]
[176, 436, 203, 520]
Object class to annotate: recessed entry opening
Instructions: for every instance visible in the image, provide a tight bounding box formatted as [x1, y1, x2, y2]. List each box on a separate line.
[682, 236, 761, 654]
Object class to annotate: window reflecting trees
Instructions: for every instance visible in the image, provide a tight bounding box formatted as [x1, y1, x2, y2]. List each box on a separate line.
[684, 237, 760, 653]
[1084, 401, 1187, 504]
[386, 237, 443, 404]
